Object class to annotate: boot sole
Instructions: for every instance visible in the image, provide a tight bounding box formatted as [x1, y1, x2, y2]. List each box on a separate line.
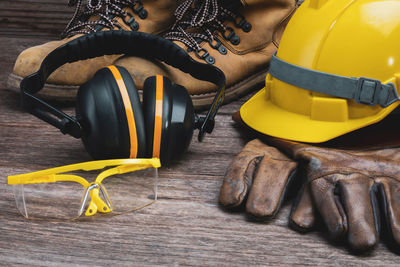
[8, 70, 267, 110]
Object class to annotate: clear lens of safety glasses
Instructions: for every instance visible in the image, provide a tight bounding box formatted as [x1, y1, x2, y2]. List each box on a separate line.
[8, 158, 160, 221]
[13, 181, 85, 220]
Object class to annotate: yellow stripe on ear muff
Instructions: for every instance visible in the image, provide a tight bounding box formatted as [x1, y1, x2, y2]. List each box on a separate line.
[152, 75, 164, 158]
[107, 66, 138, 158]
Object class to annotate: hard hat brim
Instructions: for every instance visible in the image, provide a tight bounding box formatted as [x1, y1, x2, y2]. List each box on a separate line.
[240, 87, 399, 143]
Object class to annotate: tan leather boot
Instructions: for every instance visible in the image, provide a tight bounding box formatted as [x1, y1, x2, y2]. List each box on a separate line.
[8, 0, 178, 100]
[116, 0, 298, 109]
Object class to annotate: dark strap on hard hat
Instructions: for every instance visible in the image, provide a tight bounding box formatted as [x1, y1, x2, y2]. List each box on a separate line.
[269, 54, 399, 108]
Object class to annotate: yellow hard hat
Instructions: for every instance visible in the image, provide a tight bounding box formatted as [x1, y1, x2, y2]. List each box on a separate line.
[240, 0, 400, 143]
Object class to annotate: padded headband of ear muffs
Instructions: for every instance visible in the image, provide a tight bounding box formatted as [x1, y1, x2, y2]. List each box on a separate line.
[142, 75, 194, 163]
[76, 66, 147, 160]
[22, 31, 225, 95]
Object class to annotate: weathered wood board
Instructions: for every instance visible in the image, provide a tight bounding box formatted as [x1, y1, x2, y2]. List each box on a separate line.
[0, 1, 399, 265]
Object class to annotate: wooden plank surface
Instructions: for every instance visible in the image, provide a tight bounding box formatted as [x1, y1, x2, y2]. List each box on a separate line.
[0, 1, 399, 265]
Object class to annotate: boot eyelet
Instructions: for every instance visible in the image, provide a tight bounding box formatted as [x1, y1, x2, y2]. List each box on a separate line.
[209, 39, 222, 49]
[133, 3, 148, 19]
[223, 27, 234, 40]
[241, 22, 252, 33]
[130, 21, 139, 31]
[234, 14, 252, 32]
[230, 35, 240, 45]
[206, 56, 215, 65]
[209, 38, 226, 55]
[223, 27, 241, 45]
[123, 12, 139, 31]
[139, 10, 148, 19]
[195, 48, 215, 64]
[218, 46, 227, 55]
[195, 48, 210, 60]
[124, 12, 134, 24]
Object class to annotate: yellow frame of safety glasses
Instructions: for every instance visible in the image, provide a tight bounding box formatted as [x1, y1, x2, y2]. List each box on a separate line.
[8, 158, 161, 219]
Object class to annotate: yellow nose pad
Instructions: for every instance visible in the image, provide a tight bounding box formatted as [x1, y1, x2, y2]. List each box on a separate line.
[85, 200, 98, 216]
[79, 183, 112, 217]
[85, 186, 111, 216]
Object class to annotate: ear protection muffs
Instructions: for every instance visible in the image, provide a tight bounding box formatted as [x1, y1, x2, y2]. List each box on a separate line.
[75, 66, 194, 163]
[20, 31, 225, 163]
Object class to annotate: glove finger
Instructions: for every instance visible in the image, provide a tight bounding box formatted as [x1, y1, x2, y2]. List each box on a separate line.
[219, 140, 267, 207]
[219, 153, 259, 207]
[245, 154, 298, 218]
[377, 179, 400, 245]
[338, 174, 378, 251]
[310, 177, 348, 240]
[289, 182, 316, 232]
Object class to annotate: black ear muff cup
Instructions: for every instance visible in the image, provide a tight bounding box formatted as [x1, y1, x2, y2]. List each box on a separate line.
[142, 75, 195, 163]
[76, 66, 146, 159]
[165, 82, 195, 163]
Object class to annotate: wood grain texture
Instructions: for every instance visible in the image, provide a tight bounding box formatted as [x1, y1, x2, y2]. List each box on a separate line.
[0, 1, 399, 266]
[0, 0, 73, 38]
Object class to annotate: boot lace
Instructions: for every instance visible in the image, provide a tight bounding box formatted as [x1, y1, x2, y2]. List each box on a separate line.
[61, 0, 147, 38]
[164, 0, 250, 64]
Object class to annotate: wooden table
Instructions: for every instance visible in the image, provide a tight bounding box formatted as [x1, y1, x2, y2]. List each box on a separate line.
[0, 1, 398, 265]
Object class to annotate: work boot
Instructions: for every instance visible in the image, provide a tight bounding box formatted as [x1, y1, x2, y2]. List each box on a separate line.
[116, 0, 298, 109]
[8, 0, 178, 100]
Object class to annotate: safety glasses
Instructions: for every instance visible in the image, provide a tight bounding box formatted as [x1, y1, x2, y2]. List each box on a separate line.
[8, 158, 160, 220]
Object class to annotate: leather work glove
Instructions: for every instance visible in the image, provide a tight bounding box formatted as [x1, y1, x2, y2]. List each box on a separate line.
[220, 114, 400, 251]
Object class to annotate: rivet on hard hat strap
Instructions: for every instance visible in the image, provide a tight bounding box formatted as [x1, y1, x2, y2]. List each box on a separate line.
[269, 54, 400, 108]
